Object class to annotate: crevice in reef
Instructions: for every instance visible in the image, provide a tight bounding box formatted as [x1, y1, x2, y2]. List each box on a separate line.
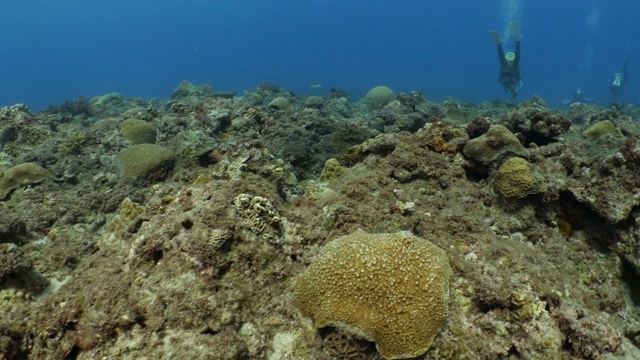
[621, 259, 640, 307]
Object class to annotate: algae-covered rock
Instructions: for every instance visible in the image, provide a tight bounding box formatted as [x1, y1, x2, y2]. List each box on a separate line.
[120, 119, 156, 144]
[115, 144, 176, 183]
[463, 124, 529, 165]
[0, 243, 31, 280]
[293, 230, 450, 359]
[0, 163, 54, 200]
[492, 157, 546, 199]
[363, 86, 394, 109]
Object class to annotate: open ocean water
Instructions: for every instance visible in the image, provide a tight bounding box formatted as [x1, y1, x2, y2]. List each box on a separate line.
[0, 0, 639, 110]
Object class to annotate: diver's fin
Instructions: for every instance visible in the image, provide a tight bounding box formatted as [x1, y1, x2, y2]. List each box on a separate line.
[509, 21, 521, 41]
[488, 31, 502, 44]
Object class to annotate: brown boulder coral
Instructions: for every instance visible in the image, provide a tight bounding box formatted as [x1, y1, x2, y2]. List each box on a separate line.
[0, 162, 54, 200]
[293, 230, 450, 359]
[115, 144, 176, 184]
[491, 157, 546, 199]
[582, 120, 624, 140]
[463, 124, 529, 165]
[120, 118, 157, 144]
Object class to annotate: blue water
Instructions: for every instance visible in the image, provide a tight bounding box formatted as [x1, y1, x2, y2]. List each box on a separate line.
[1, 0, 639, 111]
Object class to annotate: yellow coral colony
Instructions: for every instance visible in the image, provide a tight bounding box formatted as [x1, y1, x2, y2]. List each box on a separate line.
[293, 230, 451, 359]
[492, 157, 547, 199]
[0, 163, 54, 199]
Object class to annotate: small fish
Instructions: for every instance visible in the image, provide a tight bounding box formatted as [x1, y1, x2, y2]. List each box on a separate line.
[310, 83, 322, 89]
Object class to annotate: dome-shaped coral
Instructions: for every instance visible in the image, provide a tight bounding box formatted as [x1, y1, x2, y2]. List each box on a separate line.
[0, 163, 53, 200]
[115, 144, 176, 183]
[121, 119, 157, 144]
[364, 86, 394, 109]
[463, 124, 529, 165]
[293, 230, 450, 359]
[582, 120, 624, 140]
[492, 157, 546, 199]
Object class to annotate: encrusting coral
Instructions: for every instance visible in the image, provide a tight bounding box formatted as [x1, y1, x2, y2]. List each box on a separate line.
[293, 230, 451, 359]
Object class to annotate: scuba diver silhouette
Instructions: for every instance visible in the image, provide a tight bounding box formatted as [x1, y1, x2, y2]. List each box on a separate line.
[571, 88, 586, 103]
[610, 58, 630, 96]
[489, 21, 522, 98]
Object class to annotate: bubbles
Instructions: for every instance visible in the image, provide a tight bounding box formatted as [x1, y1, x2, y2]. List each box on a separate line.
[500, 0, 522, 21]
[578, 44, 594, 76]
[580, 3, 599, 82]
[500, 0, 523, 41]
[585, 3, 600, 33]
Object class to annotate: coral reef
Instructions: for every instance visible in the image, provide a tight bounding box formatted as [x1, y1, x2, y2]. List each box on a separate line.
[0, 83, 640, 360]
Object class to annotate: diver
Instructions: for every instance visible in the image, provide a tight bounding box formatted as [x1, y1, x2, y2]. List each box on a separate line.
[571, 88, 586, 103]
[562, 88, 593, 106]
[609, 58, 630, 96]
[489, 21, 522, 98]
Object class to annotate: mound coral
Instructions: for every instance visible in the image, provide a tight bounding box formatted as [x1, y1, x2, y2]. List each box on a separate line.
[364, 86, 394, 109]
[0, 163, 54, 200]
[115, 144, 176, 183]
[492, 157, 546, 199]
[463, 124, 529, 165]
[319, 158, 346, 183]
[120, 118, 157, 144]
[582, 120, 624, 140]
[293, 230, 450, 359]
[268, 97, 292, 112]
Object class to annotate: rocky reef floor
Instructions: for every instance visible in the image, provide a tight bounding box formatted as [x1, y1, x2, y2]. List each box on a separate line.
[1, 82, 640, 359]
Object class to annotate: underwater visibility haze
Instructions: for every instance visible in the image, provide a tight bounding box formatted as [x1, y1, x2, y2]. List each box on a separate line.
[1, 0, 639, 109]
[3, 1, 640, 359]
